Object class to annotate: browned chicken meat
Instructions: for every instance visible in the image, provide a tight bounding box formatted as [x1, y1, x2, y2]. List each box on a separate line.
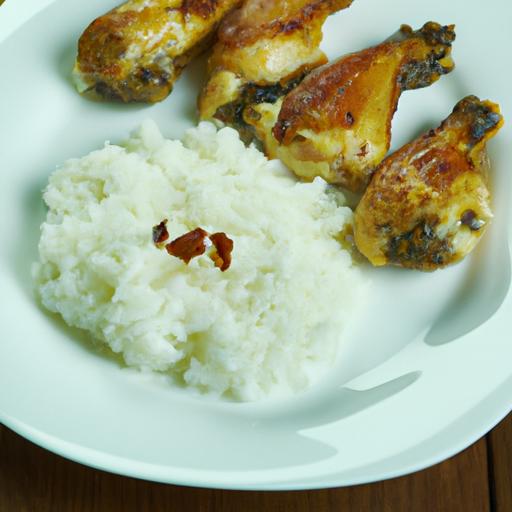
[248, 22, 456, 192]
[354, 96, 503, 271]
[198, 0, 353, 135]
[73, 0, 241, 103]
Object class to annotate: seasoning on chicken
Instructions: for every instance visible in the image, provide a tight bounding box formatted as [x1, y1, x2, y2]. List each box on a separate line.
[354, 96, 503, 271]
[248, 22, 456, 192]
[73, 0, 241, 103]
[198, 0, 353, 139]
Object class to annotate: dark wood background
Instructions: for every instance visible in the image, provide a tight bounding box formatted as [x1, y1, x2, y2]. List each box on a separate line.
[1, 413, 510, 512]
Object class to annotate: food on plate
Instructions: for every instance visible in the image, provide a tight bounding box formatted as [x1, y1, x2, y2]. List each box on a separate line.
[40, 0, 504, 407]
[247, 22, 456, 192]
[73, 0, 241, 102]
[33, 121, 363, 401]
[155, 223, 234, 271]
[152, 218, 170, 246]
[354, 95, 503, 271]
[198, 0, 353, 137]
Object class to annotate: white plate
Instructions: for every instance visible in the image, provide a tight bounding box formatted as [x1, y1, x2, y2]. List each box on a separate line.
[0, 0, 511, 490]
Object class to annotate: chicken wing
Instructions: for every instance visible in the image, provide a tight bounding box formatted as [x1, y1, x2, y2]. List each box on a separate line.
[73, 0, 241, 103]
[197, 0, 353, 136]
[248, 22, 455, 192]
[354, 96, 503, 271]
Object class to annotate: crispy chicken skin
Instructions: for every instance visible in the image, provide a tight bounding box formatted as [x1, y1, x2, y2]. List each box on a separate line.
[354, 96, 503, 271]
[74, 0, 241, 103]
[198, 0, 353, 129]
[248, 22, 455, 192]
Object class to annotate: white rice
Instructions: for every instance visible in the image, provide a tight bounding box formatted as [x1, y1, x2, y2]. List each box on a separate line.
[33, 121, 363, 401]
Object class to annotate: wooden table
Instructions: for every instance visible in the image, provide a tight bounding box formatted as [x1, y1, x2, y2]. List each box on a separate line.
[1, 413, 510, 512]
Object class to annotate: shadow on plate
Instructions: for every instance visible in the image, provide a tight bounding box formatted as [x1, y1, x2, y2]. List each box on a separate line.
[174, 54, 209, 122]
[8, 173, 124, 368]
[10, 177, 47, 296]
[56, 41, 77, 89]
[37, 303, 127, 369]
[424, 139, 511, 346]
[252, 371, 421, 431]
[424, 241, 511, 346]
[175, 372, 421, 471]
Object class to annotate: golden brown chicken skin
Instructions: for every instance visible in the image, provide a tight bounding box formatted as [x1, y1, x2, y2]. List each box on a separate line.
[354, 96, 503, 271]
[198, 0, 353, 134]
[74, 0, 241, 103]
[248, 22, 456, 192]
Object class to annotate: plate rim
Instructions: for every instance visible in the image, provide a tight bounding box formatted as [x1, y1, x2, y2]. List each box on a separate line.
[2, 376, 511, 490]
[1, 0, 512, 491]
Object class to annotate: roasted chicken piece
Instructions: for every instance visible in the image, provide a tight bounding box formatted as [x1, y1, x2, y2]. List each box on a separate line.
[354, 96, 503, 271]
[73, 0, 241, 103]
[248, 22, 456, 192]
[198, 0, 353, 135]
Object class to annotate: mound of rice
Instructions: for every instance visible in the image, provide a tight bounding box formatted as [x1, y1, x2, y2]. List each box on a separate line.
[33, 121, 363, 401]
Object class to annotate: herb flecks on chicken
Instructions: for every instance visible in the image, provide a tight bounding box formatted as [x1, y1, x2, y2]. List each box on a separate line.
[74, 0, 241, 103]
[198, 0, 353, 139]
[354, 96, 503, 271]
[249, 22, 456, 192]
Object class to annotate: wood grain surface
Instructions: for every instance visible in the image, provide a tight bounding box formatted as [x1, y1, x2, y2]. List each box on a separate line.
[1, 414, 510, 512]
[488, 415, 512, 512]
